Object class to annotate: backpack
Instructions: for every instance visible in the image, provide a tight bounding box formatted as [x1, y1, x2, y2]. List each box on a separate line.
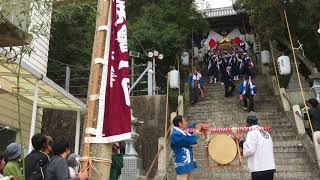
[30, 154, 50, 180]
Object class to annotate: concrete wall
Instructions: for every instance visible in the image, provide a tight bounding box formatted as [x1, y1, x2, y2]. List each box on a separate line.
[131, 95, 167, 178]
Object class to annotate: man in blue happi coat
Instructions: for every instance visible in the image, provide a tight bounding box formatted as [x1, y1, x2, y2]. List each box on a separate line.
[239, 75, 256, 112]
[171, 115, 201, 180]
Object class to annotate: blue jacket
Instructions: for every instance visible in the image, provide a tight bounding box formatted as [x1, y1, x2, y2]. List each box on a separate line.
[238, 80, 256, 95]
[170, 127, 197, 174]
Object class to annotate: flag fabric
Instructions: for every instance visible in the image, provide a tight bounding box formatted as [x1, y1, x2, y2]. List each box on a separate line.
[99, 0, 131, 142]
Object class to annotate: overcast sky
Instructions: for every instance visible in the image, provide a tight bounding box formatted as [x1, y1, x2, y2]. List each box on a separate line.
[209, 0, 233, 8]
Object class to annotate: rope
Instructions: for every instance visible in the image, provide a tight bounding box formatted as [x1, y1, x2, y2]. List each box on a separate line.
[80, 156, 112, 177]
[284, 10, 314, 134]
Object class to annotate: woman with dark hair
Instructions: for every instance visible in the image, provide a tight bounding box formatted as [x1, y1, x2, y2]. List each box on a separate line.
[0, 153, 16, 180]
[305, 98, 320, 139]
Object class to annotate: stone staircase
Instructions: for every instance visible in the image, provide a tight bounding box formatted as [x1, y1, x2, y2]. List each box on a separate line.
[167, 75, 320, 180]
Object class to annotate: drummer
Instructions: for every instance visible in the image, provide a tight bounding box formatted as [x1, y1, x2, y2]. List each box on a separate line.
[170, 115, 202, 180]
[236, 115, 276, 180]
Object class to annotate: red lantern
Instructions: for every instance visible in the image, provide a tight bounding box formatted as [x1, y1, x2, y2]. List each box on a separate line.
[208, 39, 216, 48]
[233, 37, 241, 45]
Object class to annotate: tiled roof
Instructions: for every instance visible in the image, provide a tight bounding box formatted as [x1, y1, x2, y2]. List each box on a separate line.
[200, 6, 238, 18]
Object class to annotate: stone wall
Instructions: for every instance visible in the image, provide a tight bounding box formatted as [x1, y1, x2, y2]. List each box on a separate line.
[131, 95, 167, 178]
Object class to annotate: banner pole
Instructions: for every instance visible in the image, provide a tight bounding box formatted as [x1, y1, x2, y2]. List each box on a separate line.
[81, 0, 111, 176]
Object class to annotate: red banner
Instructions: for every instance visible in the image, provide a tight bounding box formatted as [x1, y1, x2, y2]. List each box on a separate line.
[103, 0, 131, 140]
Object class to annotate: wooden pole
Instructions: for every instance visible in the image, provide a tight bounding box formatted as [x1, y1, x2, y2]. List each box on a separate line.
[82, 0, 111, 174]
[284, 9, 314, 134]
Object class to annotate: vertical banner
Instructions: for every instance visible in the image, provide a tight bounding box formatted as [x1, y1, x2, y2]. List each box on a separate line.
[102, 0, 131, 142]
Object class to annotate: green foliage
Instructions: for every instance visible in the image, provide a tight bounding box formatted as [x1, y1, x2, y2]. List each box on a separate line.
[48, 1, 97, 95]
[234, 0, 320, 69]
[48, 0, 209, 94]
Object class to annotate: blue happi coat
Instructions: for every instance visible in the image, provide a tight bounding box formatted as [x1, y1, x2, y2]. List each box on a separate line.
[238, 80, 256, 95]
[170, 127, 197, 174]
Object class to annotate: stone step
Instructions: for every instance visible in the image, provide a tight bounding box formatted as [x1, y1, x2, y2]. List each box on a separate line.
[167, 170, 320, 180]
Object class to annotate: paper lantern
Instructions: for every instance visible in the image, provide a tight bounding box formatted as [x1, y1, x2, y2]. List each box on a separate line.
[181, 52, 189, 66]
[208, 39, 216, 48]
[169, 70, 180, 88]
[277, 56, 291, 75]
[261, 50, 270, 64]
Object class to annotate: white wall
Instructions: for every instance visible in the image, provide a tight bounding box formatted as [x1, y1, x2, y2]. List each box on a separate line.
[0, 93, 42, 149]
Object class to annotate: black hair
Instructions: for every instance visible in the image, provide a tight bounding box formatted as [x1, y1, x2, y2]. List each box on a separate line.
[246, 115, 258, 126]
[52, 136, 70, 155]
[308, 98, 319, 108]
[32, 133, 47, 151]
[245, 75, 250, 80]
[173, 115, 183, 127]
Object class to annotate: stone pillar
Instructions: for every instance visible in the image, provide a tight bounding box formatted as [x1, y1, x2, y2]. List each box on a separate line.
[177, 95, 184, 116]
[280, 88, 291, 111]
[309, 73, 320, 102]
[292, 105, 306, 135]
[313, 131, 320, 169]
[157, 137, 167, 175]
[271, 76, 280, 96]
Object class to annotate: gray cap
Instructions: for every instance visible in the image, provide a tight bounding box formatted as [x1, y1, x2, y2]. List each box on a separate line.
[67, 153, 80, 167]
[6, 143, 22, 160]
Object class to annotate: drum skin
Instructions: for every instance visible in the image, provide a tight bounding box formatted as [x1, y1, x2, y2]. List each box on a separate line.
[208, 134, 238, 165]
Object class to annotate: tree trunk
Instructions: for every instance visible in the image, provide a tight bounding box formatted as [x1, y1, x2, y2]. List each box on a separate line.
[276, 37, 318, 73]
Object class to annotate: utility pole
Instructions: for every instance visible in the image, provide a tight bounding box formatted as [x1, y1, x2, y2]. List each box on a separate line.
[65, 65, 70, 92]
[81, 0, 112, 179]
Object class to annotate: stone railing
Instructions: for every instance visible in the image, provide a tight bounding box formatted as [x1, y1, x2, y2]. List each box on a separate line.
[152, 95, 184, 180]
[272, 83, 320, 169]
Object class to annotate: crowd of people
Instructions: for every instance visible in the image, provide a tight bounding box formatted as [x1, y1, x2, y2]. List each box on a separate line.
[0, 134, 124, 180]
[189, 41, 257, 112]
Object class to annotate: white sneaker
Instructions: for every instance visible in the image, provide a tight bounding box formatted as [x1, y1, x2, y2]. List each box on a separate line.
[209, 80, 213, 84]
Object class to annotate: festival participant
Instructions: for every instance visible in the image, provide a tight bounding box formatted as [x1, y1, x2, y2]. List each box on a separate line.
[171, 115, 202, 180]
[219, 55, 229, 86]
[223, 66, 235, 97]
[238, 75, 256, 112]
[208, 54, 219, 84]
[45, 137, 88, 180]
[304, 98, 320, 139]
[0, 153, 16, 180]
[240, 53, 253, 78]
[236, 115, 276, 180]
[25, 133, 52, 180]
[229, 53, 240, 80]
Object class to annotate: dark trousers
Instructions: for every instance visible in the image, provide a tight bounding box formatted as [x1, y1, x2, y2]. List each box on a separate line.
[243, 94, 254, 111]
[251, 170, 275, 180]
[224, 82, 235, 97]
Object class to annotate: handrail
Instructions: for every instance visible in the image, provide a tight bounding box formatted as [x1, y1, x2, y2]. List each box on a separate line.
[282, 92, 293, 109]
[145, 145, 164, 179]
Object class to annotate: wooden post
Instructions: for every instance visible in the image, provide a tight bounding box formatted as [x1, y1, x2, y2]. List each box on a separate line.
[81, 0, 111, 177]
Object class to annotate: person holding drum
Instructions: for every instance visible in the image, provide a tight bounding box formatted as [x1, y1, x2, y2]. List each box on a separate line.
[170, 115, 202, 180]
[237, 115, 276, 180]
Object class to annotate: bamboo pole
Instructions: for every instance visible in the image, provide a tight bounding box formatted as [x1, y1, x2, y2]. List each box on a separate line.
[82, 0, 111, 172]
[283, 10, 314, 134]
